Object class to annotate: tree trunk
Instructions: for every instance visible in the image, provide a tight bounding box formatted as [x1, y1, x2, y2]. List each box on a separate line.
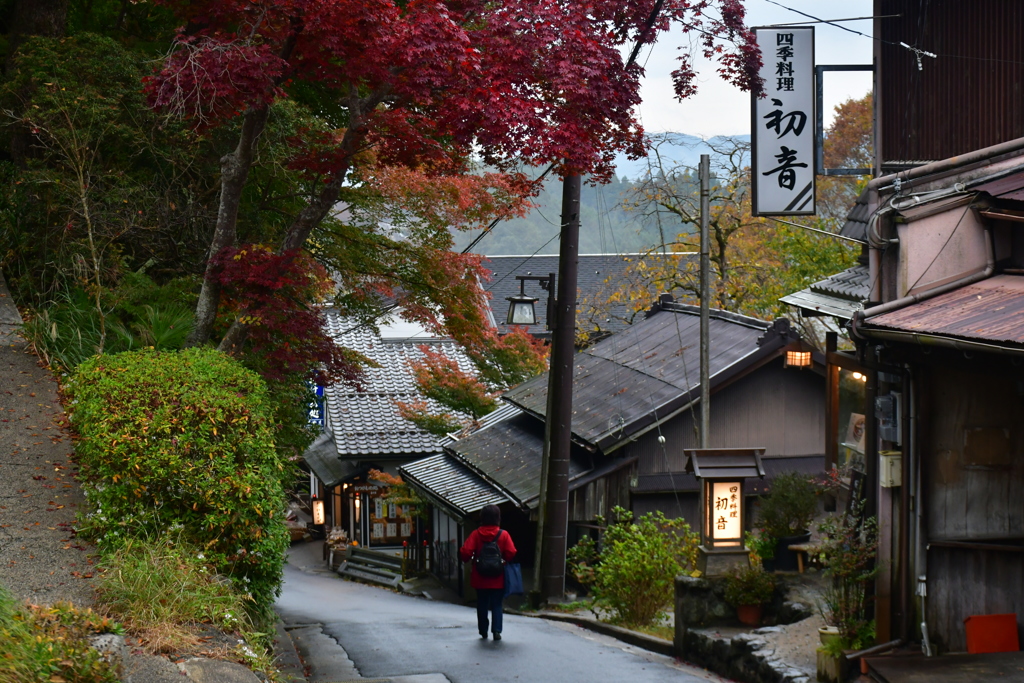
[5, 0, 68, 71]
[185, 106, 270, 347]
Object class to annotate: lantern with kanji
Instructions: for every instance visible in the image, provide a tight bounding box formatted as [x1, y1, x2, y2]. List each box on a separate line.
[685, 448, 766, 576]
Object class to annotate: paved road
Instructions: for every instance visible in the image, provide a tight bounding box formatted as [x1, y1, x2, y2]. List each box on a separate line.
[276, 544, 723, 683]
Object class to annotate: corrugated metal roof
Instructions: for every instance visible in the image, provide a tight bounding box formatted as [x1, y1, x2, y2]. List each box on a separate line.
[444, 411, 591, 508]
[399, 453, 509, 520]
[502, 302, 781, 449]
[867, 274, 1024, 345]
[322, 309, 476, 458]
[482, 253, 695, 336]
[780, 265, 869, 320]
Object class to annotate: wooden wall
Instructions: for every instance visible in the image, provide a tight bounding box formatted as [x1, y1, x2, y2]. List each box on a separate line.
[923, 364, 1024, 541]
[920, 359, 1024, 651]
[927, 546, 1024, 652]
[630, 359, 825, 474]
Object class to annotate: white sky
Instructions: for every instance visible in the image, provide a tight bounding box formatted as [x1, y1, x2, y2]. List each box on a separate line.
[635, 0, 874, 137]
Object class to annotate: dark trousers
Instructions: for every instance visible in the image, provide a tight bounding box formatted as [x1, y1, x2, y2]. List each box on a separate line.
[476, 588, 504, 635]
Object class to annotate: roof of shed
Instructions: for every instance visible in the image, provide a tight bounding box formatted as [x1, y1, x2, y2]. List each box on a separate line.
[321, 308, 475, 459]
[502, 300, 793, 450]
[399, 453, 510, 520]
[866, 274, 1024, 346]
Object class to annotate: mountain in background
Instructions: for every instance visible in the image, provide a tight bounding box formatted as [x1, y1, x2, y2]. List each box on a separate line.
[454, 134, 749, 256]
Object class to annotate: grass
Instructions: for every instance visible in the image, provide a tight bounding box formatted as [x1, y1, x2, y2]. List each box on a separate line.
[95, 534, 254, 654]
[634, 623, 675, 641]
[0, 584, 121, 683]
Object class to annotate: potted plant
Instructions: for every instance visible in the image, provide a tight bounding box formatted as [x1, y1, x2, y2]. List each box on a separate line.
[724, 561, 776, 626]
[756, 471, 820, 571]
[815, 504, 880, 682]
[745, 529, 777, 572]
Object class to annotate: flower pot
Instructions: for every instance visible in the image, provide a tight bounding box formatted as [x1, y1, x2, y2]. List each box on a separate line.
[818, 625, 842, 647]
[736, 604, 763, 626]
[772, 531, 811, 572]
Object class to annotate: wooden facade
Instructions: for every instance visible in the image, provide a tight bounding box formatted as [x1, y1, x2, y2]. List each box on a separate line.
[917, 356, 1024, 651]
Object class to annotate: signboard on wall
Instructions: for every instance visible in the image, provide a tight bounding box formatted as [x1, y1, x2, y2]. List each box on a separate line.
[307, 383, 325, 427]
[751, 26, 816, 216]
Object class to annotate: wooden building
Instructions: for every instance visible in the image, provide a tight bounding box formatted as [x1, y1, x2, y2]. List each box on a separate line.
[399, 296, 826, 593]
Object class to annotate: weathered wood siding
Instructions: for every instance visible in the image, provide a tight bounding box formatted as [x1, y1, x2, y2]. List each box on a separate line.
[926, 546, 1024, 652]
[630, 359, 825, 474]
[920, 361, 1024, 651]
[922, 365, 1024, 542]
[569, 464, 634, 522]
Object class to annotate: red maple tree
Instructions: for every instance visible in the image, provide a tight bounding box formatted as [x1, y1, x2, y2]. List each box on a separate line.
[146, 0, 760, 384]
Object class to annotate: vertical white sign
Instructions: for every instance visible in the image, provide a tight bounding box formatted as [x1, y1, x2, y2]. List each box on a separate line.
[752, 26, 815, 216]
[711, 481, 742, 544]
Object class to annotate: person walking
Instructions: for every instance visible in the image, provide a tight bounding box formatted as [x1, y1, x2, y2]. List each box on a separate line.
[459, 504, 516, 640]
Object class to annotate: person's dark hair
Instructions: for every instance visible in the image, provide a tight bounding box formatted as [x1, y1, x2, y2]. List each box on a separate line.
[480, 504, 501, 526]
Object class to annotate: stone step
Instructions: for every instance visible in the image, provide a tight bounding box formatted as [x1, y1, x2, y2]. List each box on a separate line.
[336, 562, 403, 588]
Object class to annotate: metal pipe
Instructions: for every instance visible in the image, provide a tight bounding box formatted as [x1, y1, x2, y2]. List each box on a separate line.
[845, 638, 904, 660]
[699, 154, 710, 448]
[869, 136, 1024, 195]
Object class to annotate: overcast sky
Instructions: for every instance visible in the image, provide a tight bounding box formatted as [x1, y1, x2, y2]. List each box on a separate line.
[635, 0, 874, 137]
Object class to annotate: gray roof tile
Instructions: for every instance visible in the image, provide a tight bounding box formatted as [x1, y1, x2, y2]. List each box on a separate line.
[322, 308, 476, 459]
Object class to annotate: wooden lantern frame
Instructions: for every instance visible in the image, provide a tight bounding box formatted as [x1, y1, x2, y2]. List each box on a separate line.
[685, 448, 766, 553]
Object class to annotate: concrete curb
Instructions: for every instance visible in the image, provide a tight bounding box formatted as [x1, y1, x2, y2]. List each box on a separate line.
[511, 610, 675, 657]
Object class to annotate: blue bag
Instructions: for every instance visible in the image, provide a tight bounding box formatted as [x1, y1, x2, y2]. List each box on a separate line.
[504, 561, 524, 597]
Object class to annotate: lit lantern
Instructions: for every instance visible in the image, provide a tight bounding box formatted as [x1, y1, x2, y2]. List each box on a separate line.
[312, 498, 326, 525]
[685, 448, 766, 576]
[784, 350, 812, 368]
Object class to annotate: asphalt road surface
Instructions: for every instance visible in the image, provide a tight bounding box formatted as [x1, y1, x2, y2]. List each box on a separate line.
[276, 545, 724, 683]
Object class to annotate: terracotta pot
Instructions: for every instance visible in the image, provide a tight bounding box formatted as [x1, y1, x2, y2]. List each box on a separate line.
[860, 657, 870, 674]
[736, 604, 763, 626]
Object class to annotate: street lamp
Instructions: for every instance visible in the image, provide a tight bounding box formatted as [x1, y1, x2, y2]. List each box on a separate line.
[505, 274, 556, 329]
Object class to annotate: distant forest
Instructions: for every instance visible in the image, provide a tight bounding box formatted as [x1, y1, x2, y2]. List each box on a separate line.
[454, 134, 738, 256]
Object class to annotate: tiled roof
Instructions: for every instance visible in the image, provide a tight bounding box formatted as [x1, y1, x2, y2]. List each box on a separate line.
[399, 453, 510, 520]
[481, 253, 694, 336]
[839, 187, 871, 242]
[502, 300, 795, 450]
[321, 308, 476, 459]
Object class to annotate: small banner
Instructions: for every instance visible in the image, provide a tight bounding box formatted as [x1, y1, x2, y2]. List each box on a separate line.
[752, 26, 816, 216]
[307, 382, 325, 426]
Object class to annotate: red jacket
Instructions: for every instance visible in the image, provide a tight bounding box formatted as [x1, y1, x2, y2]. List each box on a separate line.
[459, 525, 517, 590]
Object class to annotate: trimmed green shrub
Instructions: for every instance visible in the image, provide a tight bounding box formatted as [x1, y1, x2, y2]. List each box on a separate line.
[570, 507, 699, 627]
[67, 348, 289, 626]
[756, 471, 821, 539]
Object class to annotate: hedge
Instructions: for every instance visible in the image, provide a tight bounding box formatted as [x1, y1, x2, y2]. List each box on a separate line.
[67, 348, 289, 625]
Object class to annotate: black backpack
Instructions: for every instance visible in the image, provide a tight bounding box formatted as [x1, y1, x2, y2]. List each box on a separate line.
[474, 529, 506, 578]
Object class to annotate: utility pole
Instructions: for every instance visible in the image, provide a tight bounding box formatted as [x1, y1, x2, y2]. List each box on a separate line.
[699, 154, 710, 448]
[534, 172, 581, 602]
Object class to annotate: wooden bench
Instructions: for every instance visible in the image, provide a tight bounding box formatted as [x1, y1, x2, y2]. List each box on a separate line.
[788, 542, 821, 573]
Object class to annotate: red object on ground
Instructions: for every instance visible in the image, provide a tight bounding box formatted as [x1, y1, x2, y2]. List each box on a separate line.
[964, 613, 1020, 653]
